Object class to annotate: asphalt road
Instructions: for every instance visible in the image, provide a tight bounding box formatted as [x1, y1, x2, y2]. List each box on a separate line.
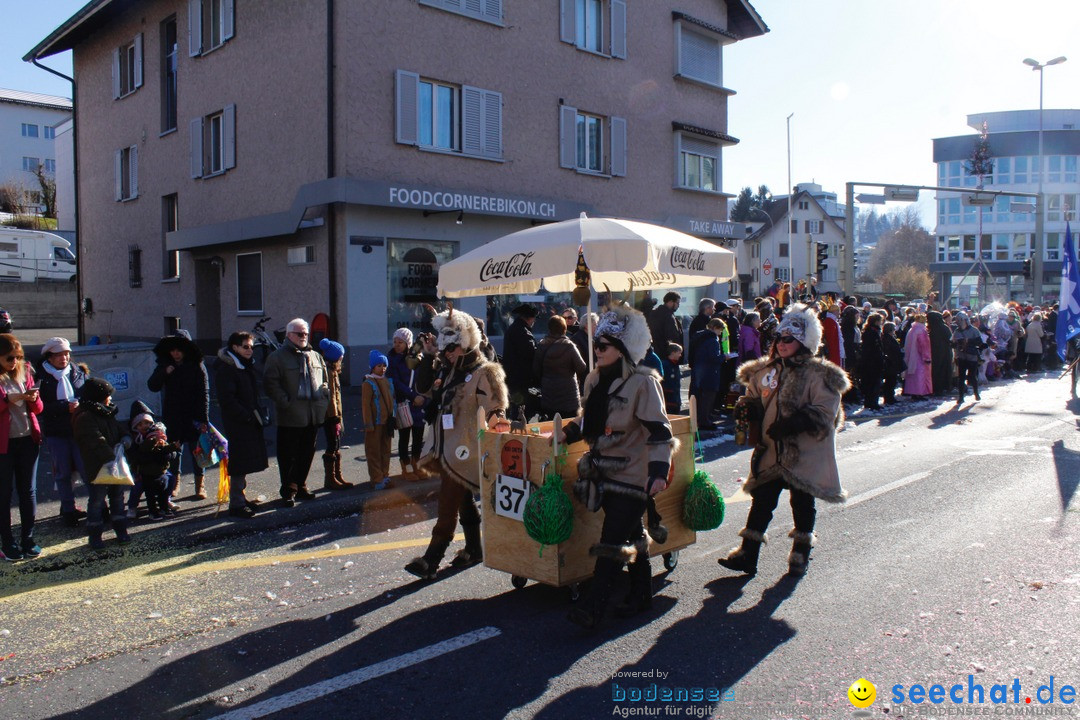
[1, 370, 1078, 720]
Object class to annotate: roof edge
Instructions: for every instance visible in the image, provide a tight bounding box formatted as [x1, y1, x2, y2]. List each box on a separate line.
[23, 0, 113, 62]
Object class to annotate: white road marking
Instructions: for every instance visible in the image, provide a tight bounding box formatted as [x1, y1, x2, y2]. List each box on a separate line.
[843, 471, 932, 509]
[210, 626, 502, 719]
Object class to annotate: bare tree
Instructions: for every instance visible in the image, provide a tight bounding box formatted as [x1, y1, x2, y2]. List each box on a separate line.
[880, 265, 933, 298]
[34, 163, 57, 219]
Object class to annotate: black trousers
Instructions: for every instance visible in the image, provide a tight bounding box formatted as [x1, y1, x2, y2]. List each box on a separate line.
[956, 359, 979, 399]
[589, 493, 648, 609]
[397, 423, 425, 463]
[276, 424, 319, 496]
[882, 372, 899, 403]
[745, 477, 816, 537]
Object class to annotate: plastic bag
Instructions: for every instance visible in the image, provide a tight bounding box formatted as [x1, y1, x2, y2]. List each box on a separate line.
[683, 470, 725, 531]
[524, 472, 574, 556]
[93, 443, 134, 486]
[193, 422, 229, 469]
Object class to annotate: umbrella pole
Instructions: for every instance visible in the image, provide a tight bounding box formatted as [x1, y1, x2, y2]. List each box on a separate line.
[587, 296, 594, 372]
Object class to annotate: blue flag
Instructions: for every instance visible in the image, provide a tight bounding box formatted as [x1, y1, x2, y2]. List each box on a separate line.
[1057, 222, 1080, 360]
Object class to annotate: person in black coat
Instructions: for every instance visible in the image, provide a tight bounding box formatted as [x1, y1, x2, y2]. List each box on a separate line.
[926, 311, 954, 396]
[148, 329, 210, 500]
[692, 319, 726, 431]
[881, 321, 904, 405]
[686, 298, 715, 398]
[213, 332, 268, 518]
[858, 314, 886, 410]
[502, 304, 538, 421]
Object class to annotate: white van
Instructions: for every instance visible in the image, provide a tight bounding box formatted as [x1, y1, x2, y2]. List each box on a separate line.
[0, 228, 77, 282]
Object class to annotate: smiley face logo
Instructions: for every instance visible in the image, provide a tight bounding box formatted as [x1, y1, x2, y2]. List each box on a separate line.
[847, 678, 876, 709]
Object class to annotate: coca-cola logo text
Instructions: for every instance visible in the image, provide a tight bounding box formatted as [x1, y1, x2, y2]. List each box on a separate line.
[626, 270, 677, 287]
[480, 252, 534, 282]
[670, 247, 706, 271]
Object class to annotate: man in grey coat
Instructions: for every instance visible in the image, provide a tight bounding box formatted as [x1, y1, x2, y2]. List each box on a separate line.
[263, 318, 329, 505]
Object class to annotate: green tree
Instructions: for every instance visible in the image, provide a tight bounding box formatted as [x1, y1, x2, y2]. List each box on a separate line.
[729, 187, 754, 221]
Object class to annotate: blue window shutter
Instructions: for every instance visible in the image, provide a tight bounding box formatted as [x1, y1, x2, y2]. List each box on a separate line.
[115, 149, 123, 200]
[559, 104, 577, 169]
[190, 117, 204, 178]
[188, 0, 202, 56]
[112, 48, 120, 98]
[484, 0, 501, 22]
[395, 70, 420, 146]
[462, 86, 483, 156]
[610, 116, 626, 177]
[483, 90, 502, 158]
[223, 0, 235, 40]
[464, 0, 482, 14]
[611, 0, 627, 59]
[129, 145, 138, 198]
[224, 104, 236, 169]
[134, 34, 144, 88]
[559, 0, 575, 44]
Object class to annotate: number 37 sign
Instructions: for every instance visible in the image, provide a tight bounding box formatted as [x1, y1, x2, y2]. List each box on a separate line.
[495, 475, 532, 522]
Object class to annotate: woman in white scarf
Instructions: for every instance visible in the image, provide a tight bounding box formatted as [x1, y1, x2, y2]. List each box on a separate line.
[36, 337, 90, 526]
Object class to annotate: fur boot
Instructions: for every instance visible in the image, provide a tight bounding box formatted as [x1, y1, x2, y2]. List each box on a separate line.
[614, 543, 653, 618]
[333, 451, 353, 487]
[194, 476, 207, 500]
[787, 529, 815, 575]
[717, 528, 766, 576]
[451, 522, 483, 568]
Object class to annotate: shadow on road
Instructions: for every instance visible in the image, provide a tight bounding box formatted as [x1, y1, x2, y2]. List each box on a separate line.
[533, 573, 801, 718]
[1051, 439, 1080, 515]
[926, 401, 975, 430]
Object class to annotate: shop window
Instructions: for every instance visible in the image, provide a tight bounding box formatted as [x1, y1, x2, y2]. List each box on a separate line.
[386, 239, 455, 339]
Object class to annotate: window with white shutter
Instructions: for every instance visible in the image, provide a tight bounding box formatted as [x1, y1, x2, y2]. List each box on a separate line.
[191, 105, 237, 178]
[189, 0, 235, 56]
[114, 35, 142, 98]
[676, 133, 720, 192]
[559, 0, 626, 59]
[396, 70, 502, 160]
[560, 104, 625, 177]
[675, 22, 722, 87]
[419, 0, 502, 25]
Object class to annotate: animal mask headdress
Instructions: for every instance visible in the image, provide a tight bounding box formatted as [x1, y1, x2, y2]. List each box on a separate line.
[594, 286, 651, 365]
[775, 302, 823, 353]
[430, 303, 481, 353]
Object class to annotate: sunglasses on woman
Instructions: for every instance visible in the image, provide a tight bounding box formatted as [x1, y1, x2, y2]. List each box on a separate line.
[594, 342, 613, 351]
[776, 336, 799, 345]
[5, 355, 23, 362]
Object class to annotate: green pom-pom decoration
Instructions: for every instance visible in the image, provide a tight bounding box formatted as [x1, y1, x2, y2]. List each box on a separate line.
[523, 472, 574, 556]
[683, 470, 725, 531]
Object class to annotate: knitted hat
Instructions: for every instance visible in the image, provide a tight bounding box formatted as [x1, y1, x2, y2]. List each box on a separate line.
[82, 377, 114, 404]
[319, 338, 345, 362]
[42, 337, 71, 355]
[393, 327, 414, 346]
[775, 303, 823, 352]
[129, 399, 154, 429]
[594, 300, 651, 365]
[368, 349, 388, 369]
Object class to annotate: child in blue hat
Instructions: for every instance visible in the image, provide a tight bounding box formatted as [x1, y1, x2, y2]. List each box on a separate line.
[361, 349, 394, 490]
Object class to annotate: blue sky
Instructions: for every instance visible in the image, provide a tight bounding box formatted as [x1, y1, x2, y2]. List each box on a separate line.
[5, 0, 1078, 226]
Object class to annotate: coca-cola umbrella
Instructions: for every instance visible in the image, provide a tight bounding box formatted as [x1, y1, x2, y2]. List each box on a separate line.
[436, 212, 736, 298]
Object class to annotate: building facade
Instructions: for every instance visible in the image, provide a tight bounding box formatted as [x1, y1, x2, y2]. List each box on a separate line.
[931, 110, 1080, 306]
[0, 88, 72, 213]
[28, 0, 767, 381]
[739, 182, 846, 298]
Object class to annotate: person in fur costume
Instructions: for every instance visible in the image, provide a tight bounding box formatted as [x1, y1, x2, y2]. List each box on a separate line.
[404, 307, 508, 580]
[718, 303, 849, 577]
[555, 299, 677, 629]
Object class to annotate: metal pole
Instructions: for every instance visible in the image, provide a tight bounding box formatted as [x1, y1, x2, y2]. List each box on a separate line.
[1033, 65, 1045, 302]
[844, 182, 855, 294]
[786, 113, 794, 288]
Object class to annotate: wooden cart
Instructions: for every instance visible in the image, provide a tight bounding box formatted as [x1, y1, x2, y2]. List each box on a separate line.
[478, 415, 697, 599]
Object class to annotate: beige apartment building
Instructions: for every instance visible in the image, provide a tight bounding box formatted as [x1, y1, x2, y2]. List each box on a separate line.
[28, 0, 766, 382]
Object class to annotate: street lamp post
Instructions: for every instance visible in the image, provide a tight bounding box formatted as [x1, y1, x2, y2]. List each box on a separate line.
[786, 112, 794, 288]
[1023, 55, 1067, 302]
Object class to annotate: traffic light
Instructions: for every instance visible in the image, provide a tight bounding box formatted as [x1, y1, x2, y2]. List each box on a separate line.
[816, 242, 829, 274]
[1022, 258, 1032, 279]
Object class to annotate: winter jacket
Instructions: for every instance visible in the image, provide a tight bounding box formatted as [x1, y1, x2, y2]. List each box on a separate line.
[927, 311, 954, 395]
[882, 333, 904, 376]
[0, 372, 43, 453]
[533, 335, 587, 416]
[73, 401, 122, 482]
[660, 357, 681, 410]
[902, 322, 933, 396]
[647, 303, 683, 352]
[262, 341, 330, 428]
[213, 348, 269, 477]
[952, 325, 983, 364]
[387, 349, 425, 427]
[692, 330, 724, 392]
[126, 424, 175, 481]
[821, 314, 842, 366]
[36, 361, 89, 438]
[859, 326, 885, 377]
[501, 318, 536, 395]
[737, 352, 849, 502]
[361, 374, 394, 431]
[147, 337, 209, 443]
[738, 324, 762, 362]
[421, 349, 507, 492]
[1024, 320, 1045, 354]
[562, 363, 676, 502]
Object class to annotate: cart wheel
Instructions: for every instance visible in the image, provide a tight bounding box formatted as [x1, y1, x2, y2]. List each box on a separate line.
[663, 551, 679, 571]
[511, 575, 528, 590]
[568, 583, 581, 603]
